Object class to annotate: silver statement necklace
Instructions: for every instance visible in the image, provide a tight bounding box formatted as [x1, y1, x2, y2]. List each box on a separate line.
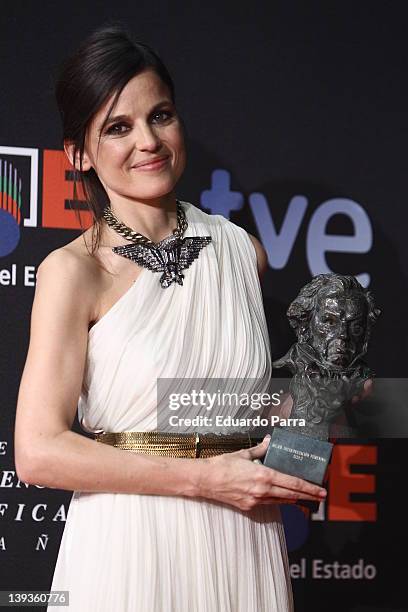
[102, 200, 212, 288]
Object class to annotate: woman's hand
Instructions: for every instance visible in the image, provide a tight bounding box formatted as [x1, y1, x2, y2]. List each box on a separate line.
[196, 435, 327, 511]
[275, 378, 374, 421]
[351, 378, 373, 404]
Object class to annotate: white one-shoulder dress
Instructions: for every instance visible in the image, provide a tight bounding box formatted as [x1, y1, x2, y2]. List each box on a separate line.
[48, 200, 294, 612]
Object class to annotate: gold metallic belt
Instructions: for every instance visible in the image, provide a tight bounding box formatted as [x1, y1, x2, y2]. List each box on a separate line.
[94, 431, 263, 458]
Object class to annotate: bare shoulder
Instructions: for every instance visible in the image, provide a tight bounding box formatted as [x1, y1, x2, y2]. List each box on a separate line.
[37, 230, 100, 324]
[247, 233, 268, 279]
[39, 232, 96, 284]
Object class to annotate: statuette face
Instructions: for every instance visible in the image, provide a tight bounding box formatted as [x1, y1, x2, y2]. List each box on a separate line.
[309, 288, 368, 369]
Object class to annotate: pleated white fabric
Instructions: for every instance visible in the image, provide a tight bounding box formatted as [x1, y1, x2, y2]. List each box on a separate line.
[48, 200, 294, 612]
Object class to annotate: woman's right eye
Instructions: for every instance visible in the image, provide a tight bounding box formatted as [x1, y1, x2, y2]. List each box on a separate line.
[105, 123, 129, 135]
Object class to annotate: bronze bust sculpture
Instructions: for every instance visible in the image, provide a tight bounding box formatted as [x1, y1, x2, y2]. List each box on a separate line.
[273, 273, 381, 439]
[263, 273, 381, 485]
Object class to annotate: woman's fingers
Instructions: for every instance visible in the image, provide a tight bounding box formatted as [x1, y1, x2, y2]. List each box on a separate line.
[262, 498, 298, 505]
[240, 434, 327, 499]
[266, 468, 327, 498]
[244, 434, 271, 460]
[278, 394, 293, 419]
[203, 452, 328, 512]
[361, 378, 373, 399]
[351, 377, 374, 404]
[256, 485, 324, 502]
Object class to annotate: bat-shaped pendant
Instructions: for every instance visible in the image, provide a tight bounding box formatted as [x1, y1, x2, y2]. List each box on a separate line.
[112, 233, 212, 288]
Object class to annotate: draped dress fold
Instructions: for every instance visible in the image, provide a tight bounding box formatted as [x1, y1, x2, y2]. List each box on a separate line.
[48, 200, 294, 612]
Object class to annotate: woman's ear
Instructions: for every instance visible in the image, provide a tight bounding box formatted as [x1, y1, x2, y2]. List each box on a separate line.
[63, 140, 92, 172]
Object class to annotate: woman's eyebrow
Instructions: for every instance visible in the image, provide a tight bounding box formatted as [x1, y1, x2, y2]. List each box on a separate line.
[100, 100, 174, 130]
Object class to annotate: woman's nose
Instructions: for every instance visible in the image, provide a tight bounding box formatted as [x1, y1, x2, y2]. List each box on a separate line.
[134, 123, 161, 151]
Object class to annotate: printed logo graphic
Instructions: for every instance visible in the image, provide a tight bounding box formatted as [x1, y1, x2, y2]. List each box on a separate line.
[202, 169, 373, 287]
[0, 146, 38, 257]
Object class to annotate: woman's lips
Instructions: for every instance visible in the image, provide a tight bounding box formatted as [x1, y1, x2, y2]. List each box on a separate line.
[133, 156, 169, 171]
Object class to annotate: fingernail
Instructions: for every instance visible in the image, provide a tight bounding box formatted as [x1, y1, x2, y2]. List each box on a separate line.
[319, 489, 327, 497]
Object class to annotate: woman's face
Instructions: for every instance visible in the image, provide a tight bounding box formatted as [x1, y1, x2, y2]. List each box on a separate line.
[82, 69, 186, 204]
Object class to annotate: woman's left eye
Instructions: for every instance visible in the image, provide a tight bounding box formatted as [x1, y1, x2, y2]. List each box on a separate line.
[106, 123, 129, 135]
[151, 110, 173, 123]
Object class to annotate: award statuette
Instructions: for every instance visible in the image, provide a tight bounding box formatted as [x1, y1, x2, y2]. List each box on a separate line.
[263, 273, 381, 489]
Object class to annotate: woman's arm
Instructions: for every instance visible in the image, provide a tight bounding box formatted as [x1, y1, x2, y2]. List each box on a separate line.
[248, 233, 268, 279]
[14, 248, 202, 497]
[21, 428, 204, 497]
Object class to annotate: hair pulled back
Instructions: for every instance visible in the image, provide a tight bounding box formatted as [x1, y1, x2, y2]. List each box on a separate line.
[55, 21, 177, 256]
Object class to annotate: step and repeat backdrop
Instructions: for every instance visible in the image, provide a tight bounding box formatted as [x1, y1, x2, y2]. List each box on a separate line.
[1, 3, 407, 612]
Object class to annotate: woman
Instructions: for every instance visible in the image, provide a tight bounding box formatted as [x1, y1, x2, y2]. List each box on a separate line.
[14, 23, 327, 611]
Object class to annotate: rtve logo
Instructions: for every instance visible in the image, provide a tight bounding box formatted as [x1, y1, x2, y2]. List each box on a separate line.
[202, 170, 373, 287]
[0, 149, 373, 287]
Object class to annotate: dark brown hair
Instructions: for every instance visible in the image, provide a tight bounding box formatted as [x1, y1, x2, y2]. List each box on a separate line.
[55, 21, 179, 257]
